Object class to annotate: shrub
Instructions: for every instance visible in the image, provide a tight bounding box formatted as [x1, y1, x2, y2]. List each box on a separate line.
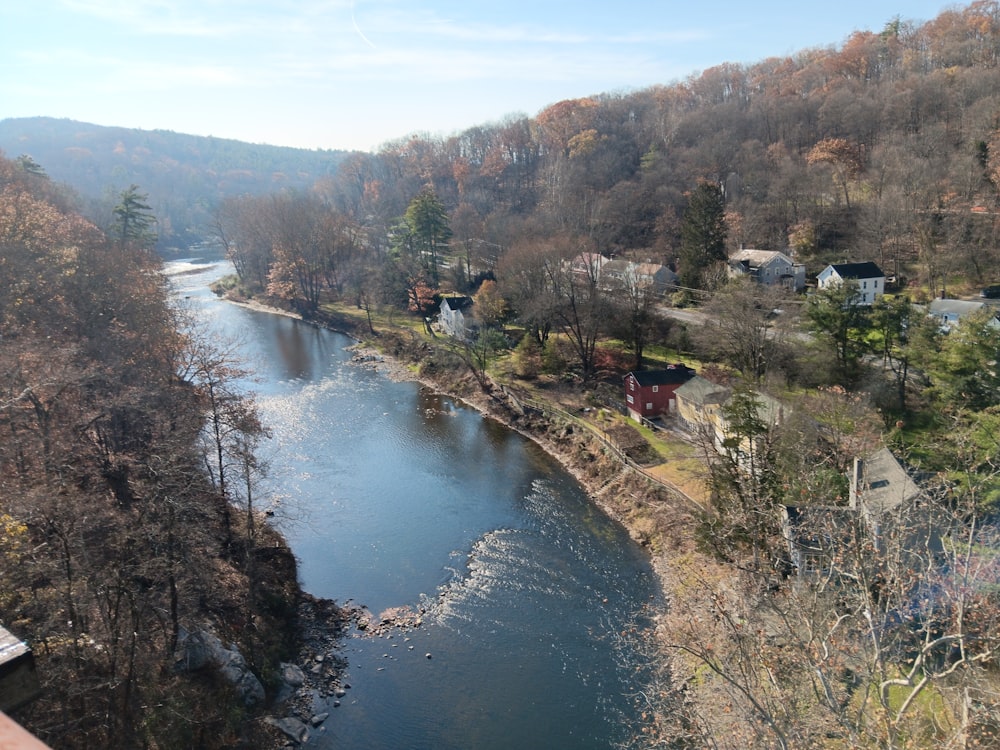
[512, 334, 542, 379]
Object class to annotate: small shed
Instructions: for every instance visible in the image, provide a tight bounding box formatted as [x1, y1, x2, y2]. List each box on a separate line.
[623, 364, 695, 422]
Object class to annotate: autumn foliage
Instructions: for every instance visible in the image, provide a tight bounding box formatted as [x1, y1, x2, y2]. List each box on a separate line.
[0, 156, 297, 748]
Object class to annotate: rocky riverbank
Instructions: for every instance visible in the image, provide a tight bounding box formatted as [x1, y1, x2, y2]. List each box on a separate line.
[339, 332, 712, 744]
[260, 594, 434, 747]
[344, 341, 692, 564]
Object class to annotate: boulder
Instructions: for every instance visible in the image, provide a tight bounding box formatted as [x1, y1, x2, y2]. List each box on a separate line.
[267, 716, 310, 744]
[173, 628, 264, 707]
[281, 662, 306, 688]
[172, 628, 211, 671]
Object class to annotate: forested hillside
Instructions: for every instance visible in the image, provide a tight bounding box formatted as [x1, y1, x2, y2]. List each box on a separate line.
[11, 3, 1000, 287]
[0, 117, 349, 251]
[204, 1, 1000, 393]
[0, 155, 299, 747]
[203, 4, 1000, 746]
[267, 0, 1000, 296]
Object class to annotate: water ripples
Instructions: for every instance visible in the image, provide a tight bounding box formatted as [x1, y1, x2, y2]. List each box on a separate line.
[166, 255, 659, 749]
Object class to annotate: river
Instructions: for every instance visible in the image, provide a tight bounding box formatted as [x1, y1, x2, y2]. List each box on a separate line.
[165, 255, 659, 749]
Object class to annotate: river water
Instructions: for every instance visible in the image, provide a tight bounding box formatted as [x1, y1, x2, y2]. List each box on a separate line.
[166, 255, 658, 749]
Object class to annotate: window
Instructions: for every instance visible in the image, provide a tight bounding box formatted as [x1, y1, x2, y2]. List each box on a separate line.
[652, 385, 659, 393]
[803, 553, 822, 574]
[626, 394, 634, 404]
[645, 402, 653, 411]
[630, 380, 635, 391]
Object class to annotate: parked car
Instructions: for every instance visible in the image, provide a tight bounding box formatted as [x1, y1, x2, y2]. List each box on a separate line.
[981, 285, 1000, 298]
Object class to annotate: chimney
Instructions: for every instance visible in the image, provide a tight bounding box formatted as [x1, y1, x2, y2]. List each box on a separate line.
[849, 458, 863, 509]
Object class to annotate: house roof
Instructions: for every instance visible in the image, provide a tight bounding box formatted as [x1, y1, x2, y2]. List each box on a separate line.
[440, 296, 473, 311]
[601, 258, 629, 273]
[928, 298, 989, 318]
[723, 390, 787, 427]
[856, 447, 921, 514]
[782, 505, 857, 553]
[729, 248, 793, 268]
[674, 375, 730, 405]
[633, 261, 677, 278]
[602, 259, 676, 280]
[826, 261, 885, 280]
[570, 253, 609, 272]
[626, 365, 696, 387]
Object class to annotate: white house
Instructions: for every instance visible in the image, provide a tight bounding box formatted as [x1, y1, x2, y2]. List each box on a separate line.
[927, 298, 1000, 332]
[727, 248, 806, 292]
[438, 296, 474, 339]
[601, 259, 678, 296]
[568, 252, 609, 279]
[817, 262, 885, 305]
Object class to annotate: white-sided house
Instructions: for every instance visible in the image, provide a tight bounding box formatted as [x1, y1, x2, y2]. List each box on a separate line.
[568, 252, 609, 280]
[927, 298, 1000, 333]
[439, 296, 474, 339]
[602, 259, 678, 296]
[727, 248, 806, 292]
[817, 262, 885, 305]
[674, 376, 732, 438]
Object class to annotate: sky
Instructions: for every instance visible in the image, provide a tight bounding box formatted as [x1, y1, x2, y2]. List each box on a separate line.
[1, 0, 959, 153]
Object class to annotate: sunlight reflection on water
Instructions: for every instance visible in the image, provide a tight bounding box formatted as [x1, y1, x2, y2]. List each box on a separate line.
[164, 255, 659, 750]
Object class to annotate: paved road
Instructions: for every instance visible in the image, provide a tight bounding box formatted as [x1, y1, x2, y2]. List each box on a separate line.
[657, 305, 711, 326]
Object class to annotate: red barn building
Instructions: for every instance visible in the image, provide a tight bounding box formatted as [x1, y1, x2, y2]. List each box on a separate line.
[624, 365, 696, 423]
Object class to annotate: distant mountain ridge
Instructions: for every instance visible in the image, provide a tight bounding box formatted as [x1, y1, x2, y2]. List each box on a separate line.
[0, 116, 351, 250]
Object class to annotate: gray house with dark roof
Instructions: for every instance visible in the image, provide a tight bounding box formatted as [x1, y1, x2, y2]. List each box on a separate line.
[727, 248, 806, 292]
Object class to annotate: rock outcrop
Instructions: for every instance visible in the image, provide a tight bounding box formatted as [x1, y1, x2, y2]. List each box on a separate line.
[174, 628, 265, 707]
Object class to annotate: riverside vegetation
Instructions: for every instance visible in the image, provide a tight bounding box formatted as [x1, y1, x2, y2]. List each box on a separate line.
[0, 157, 323, 748]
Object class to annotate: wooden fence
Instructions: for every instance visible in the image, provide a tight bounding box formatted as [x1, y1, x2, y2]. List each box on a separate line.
[501, 387, 703, 512]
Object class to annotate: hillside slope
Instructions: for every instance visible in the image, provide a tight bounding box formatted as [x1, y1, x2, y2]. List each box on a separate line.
[0, 117, 350, 250]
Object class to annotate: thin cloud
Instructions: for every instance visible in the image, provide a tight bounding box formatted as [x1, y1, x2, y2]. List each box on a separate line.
[350, 3, 710, 46]
[267, 44, 675, 89]
[57, 0, 352, 38]
[350, 0, 377, 48]
[59, 0, 224, 36]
